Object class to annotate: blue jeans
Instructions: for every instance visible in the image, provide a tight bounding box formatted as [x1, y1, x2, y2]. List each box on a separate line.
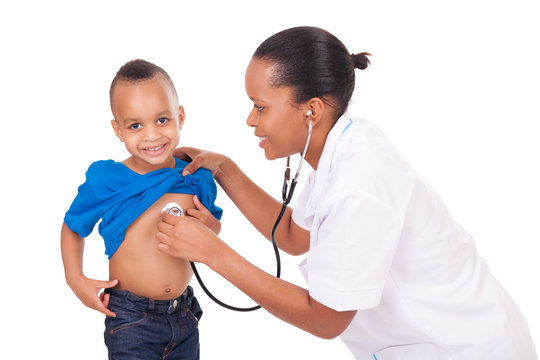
[104, 286, 202, 360]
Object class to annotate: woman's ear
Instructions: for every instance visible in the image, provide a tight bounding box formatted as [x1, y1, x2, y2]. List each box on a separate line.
[178, 105, 186, 129]
[305, 97, 325, 127]
[110, 119, 124, 142]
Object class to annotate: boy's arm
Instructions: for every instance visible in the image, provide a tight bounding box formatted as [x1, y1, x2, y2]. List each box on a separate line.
[60, 222, 117, 317]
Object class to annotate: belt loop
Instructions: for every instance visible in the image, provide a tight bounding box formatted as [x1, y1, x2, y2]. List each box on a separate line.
[148, 299, 155, 312]
[183, 287, 191, 308]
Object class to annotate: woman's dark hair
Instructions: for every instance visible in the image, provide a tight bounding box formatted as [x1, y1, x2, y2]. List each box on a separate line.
[253, 26, 370, 118]
[109, 59, 178, 103]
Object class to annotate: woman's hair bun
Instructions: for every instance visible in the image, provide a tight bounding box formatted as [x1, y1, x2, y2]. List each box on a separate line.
[351, 52, 372, 70]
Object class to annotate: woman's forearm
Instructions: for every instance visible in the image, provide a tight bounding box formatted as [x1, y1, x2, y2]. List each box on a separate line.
[208, 240, 355, 339]
[216, 157, 309, 255]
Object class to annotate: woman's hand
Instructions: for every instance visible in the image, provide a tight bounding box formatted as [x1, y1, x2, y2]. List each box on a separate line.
[186, 195, 221, 235]
[155, 212, 224, 266]
[174, 147, 229, 178]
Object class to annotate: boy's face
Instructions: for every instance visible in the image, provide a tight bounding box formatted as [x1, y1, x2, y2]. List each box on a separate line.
[110, 76, 184, 173]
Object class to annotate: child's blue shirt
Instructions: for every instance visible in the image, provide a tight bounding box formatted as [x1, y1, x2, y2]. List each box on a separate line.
[64, 158, 223, 258]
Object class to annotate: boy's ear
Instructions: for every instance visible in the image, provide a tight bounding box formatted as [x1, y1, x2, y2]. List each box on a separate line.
[110, 119, 125, 142]
[178, 106, 186, 129]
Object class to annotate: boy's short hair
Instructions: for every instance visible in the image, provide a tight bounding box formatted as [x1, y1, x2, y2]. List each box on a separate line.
[109, 59, 178, 105]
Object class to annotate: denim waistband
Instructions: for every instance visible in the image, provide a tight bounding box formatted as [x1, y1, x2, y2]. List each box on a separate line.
[105, 286, 194, 314]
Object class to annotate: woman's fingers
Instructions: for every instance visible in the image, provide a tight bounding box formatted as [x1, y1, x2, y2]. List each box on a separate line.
[157, 242, 171, 254]
[155, 230, 169, 245]
[174, 146, 225, 177]
[182, 156, 205, 176]
[160, 212, 182, 226]
[173, 146, 197, 161]
[173, 146, 204, 176]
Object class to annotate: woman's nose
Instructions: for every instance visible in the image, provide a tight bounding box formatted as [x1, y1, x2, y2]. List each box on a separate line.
[246, 108, 258, 127]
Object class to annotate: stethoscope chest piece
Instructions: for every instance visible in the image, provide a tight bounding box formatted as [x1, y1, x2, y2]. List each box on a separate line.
[161, 202, 184, 217]
[157, 116, 312, 312]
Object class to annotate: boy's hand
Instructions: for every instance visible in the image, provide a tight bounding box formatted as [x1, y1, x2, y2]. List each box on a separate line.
[186, 195, 221, 235]
[68, 276, 118, 317]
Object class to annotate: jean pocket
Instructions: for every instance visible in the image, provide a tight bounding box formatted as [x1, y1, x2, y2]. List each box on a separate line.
[105, 309, 149, 335]
[184, 309, 198, 328]
[373, 343, 440, 360]
[184, 300, 202, 328]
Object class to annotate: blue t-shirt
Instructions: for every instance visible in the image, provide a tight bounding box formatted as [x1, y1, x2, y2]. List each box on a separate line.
[64, 158, 223, 258]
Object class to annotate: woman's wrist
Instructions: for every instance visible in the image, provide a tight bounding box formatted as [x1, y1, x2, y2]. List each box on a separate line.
[214, 155, 235, 184]
[205, 238, 232, 272]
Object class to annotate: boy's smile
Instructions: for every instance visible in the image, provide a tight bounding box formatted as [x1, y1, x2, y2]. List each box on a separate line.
[110, 75, 185, 174]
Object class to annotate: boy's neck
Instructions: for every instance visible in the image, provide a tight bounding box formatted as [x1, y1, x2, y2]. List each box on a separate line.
[122, 156, 176, 175]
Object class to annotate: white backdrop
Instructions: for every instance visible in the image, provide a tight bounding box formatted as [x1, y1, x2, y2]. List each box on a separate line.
[1, 1, 538, 359]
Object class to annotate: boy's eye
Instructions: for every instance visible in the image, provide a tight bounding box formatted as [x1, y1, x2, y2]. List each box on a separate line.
[254, 104, 264, 112]
[129, 123, 142, 130]
[157, 117, 169, 125]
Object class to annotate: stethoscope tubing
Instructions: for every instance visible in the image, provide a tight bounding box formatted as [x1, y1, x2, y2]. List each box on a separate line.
[176, 116, 313, 312]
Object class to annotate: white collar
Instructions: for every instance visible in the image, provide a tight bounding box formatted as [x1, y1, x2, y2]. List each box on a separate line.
[315, 109, 353, 176]
[300, 110, 353, 216]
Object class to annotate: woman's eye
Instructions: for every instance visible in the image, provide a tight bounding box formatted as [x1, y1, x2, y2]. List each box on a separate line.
[157, 117, 169, 124]
[129, 123, 142, 130]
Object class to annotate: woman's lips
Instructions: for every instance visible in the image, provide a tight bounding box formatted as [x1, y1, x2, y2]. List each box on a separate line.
[258, 136, 268, 148]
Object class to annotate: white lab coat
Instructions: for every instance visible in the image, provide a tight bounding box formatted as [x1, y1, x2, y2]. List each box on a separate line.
[292, 111, 537, 359]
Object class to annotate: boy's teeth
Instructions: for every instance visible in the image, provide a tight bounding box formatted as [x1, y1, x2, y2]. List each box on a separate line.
[147, 145, 164, 151]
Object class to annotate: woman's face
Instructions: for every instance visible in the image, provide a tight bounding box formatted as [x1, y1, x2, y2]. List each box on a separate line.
[244, 58, 309, 160]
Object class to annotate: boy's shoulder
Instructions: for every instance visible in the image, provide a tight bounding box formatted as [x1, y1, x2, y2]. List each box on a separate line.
[88, 159, 117, 170]
[85, 159, 127, 177]
[83, 160, 134, 191]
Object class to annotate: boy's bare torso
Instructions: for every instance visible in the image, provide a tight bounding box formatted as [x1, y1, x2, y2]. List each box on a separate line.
[109, 193, 194, 300]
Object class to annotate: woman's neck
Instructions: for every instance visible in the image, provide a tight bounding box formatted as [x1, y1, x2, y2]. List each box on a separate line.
[305, 115, 336, 171]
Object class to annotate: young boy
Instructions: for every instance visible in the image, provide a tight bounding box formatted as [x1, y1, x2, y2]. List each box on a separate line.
[61, 59, 222, 359]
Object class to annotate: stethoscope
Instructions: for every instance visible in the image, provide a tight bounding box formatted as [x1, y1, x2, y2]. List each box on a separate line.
[162, 110, 313, 312]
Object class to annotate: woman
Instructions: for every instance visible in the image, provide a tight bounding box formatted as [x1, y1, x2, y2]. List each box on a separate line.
[155, 27, 537, 359]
